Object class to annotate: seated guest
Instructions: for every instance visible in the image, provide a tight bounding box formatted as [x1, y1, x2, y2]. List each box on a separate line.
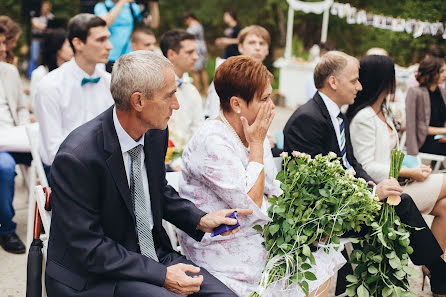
[131, 26, 157, 52]
[177, 56, 346, 297]
[46, 50, 249, 297]
[160, 29, 204, 167]
[0, 24, 30, 254]
[348, 55, 446, 258]
[205, 25, 270, 119]
[284, 51, 446, 297]
[34, 14, 114, 166]
[30, 28, 73, 104]
[405, 56, 446, 156]
[0, 16, 21, 65]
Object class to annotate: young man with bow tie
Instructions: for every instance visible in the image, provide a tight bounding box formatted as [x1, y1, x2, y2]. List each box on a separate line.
[159, 29, 204, 169]
[34, 13, 114, 167]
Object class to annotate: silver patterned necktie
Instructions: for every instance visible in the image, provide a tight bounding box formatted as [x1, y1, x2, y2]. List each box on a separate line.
[337, 112, 351, 169]
[128, 144, 158, 261]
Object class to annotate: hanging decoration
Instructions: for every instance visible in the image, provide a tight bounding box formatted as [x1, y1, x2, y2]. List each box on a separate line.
[330, 2, 446, 39]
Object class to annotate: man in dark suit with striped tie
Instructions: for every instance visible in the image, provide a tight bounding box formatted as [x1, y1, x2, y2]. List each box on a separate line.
[283, 51, 446, 297]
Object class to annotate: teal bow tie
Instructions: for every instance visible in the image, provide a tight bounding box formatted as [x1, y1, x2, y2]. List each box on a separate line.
[81, 77, 101, 86]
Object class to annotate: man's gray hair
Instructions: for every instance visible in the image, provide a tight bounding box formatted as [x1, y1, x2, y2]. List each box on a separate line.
[313, 51, 358, 89]
[111, 51, 173, 110]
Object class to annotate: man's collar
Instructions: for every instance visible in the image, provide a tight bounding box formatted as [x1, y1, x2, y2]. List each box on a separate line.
[113, 107, 145, 154]
[318, 91, 341, 119]
[71, 57, 101, 81]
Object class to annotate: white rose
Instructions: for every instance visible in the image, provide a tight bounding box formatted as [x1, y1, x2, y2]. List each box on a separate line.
[280, 152, 289, 158]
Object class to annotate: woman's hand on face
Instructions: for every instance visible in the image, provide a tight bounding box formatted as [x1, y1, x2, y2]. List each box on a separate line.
[240, 101, 275, 147]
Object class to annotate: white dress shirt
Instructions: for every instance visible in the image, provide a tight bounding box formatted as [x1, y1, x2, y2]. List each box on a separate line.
[34, 58, 114, 165]
[113, 107, 154, 227]
[168, 74, 204, 149]
[204, 81, 220, 119]
[0, 82, 14, 128]
[318, 91, 343, 150]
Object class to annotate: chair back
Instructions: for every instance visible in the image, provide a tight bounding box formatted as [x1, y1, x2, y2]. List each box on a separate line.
[164, 172, 182, 253]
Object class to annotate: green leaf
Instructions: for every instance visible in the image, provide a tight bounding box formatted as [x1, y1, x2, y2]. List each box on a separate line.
[367, 266, 378, 274]
[252, 225, 263, 234]
[382, 286, 393, 297]
[346, 285, 357, 296]
[304, 271, 317, 281]
[276, 170, 285, 182]
[357, 284, 370, 297]
[302, 244, 311, 257]
[389, 257, 402, 270]
[346, 274, 358, 283]
[300, 280, 309, 296]
[319, 188, 329, 197]
[301, 263, 312, 270]
[269, 224, 280, 236]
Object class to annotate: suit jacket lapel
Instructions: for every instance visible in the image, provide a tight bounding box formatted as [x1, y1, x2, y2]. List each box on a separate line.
[144, 130, 161, 225]
[313, 93, 341, 155]
[102, 107, 135, 220]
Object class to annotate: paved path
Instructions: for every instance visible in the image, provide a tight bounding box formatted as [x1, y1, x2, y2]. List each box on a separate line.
[0, 106, 435, 297]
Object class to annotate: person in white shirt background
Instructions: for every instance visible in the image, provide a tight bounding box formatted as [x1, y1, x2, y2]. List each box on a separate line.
[159, 29, 204, 170]
[205, 25, 270, 120]
[34, 13, 114, 170]
[130, 26, 157, 52]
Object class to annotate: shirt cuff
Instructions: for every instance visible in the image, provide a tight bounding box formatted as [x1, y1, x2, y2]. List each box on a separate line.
[245, 161, 264, 193]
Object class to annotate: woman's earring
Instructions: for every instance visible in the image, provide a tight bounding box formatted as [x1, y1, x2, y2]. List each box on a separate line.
[237, 110, 241, 114]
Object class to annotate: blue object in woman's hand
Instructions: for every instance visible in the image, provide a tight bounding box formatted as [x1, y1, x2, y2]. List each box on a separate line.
[210, 211, 240, 237]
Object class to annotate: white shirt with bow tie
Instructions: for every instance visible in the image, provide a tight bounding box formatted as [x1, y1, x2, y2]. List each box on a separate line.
[34, 58, 114, 165]
[168, 74, 204, 152]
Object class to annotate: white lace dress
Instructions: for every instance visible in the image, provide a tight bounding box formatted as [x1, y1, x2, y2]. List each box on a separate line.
[177, 119, 346, 296]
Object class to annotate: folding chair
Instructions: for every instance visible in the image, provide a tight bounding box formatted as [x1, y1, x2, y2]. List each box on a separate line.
[164, 172, 182, 253]
[26, 186, 52, 297]
[26, 124, 49, 248]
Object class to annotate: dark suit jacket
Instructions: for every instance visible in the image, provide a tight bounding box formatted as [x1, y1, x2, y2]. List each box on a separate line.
[284, 92, 373, 182]
[45, 106, 207, 297]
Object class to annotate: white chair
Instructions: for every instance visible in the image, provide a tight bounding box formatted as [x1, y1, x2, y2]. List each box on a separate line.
[164, 172, 183, 253]
[26, 123, 49, 248]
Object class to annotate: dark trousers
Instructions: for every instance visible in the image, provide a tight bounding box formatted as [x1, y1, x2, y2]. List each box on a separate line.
[114, 253, 236, 297]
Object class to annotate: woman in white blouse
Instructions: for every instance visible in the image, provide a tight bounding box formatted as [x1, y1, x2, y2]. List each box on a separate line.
[177, 56, 345, 297]
[347, 55, 446, 258]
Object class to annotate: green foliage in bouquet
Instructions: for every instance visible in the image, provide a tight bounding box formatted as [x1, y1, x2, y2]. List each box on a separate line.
[346, 150, 418, 297]
[250, 152, 380, 296]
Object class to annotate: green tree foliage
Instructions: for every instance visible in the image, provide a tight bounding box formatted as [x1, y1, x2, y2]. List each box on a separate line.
[0, 0, 445, 66]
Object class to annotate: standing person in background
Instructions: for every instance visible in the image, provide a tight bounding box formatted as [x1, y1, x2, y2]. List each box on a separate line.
[94, 0, 160, 73]
[33, 14, 114, 168]
[184, 12, 208, 95]
[215, 10, 240, 59]
[205, 25, 270, 119]
[406, 56, 446, 156]
[131, 26, 157, 51]
[28, 1, 54, 77]
[0, 16, 22, 66]
[406, 45, 445, 89]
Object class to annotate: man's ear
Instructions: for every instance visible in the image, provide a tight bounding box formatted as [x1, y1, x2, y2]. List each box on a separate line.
[327, 75, 338, 91]
[238, 43, 244, 55]
[71, 37, 84, 53]
[130, 92, 144, 112]
[166, 48, 177, 61]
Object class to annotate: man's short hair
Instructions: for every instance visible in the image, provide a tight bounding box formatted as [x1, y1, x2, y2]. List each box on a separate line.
[67, 13, 106, 53]
[131, 26, 154, 42]
[159, 29, 195, 57]
[214, 56, 273, 113]
[314, 51, 356, 89]
[111, 51, 173, 111]
[238, 25, 271, 46]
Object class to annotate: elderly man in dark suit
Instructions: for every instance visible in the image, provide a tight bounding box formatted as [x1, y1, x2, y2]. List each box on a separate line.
[45, 50, 251, 297]
[284, 51, 446, 297]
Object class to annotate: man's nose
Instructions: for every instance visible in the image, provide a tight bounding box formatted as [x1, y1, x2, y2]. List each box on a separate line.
[172, 95, 180, 110]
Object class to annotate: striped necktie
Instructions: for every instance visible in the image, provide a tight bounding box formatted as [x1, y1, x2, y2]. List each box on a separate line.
[337, 112, 351, 169]
[128, 145, 158, 261]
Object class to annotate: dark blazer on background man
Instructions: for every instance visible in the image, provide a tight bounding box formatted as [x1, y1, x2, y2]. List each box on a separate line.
[283, 91, 443, 267]
[45, 106, 208, 296]
[283, 92, 373, 182]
